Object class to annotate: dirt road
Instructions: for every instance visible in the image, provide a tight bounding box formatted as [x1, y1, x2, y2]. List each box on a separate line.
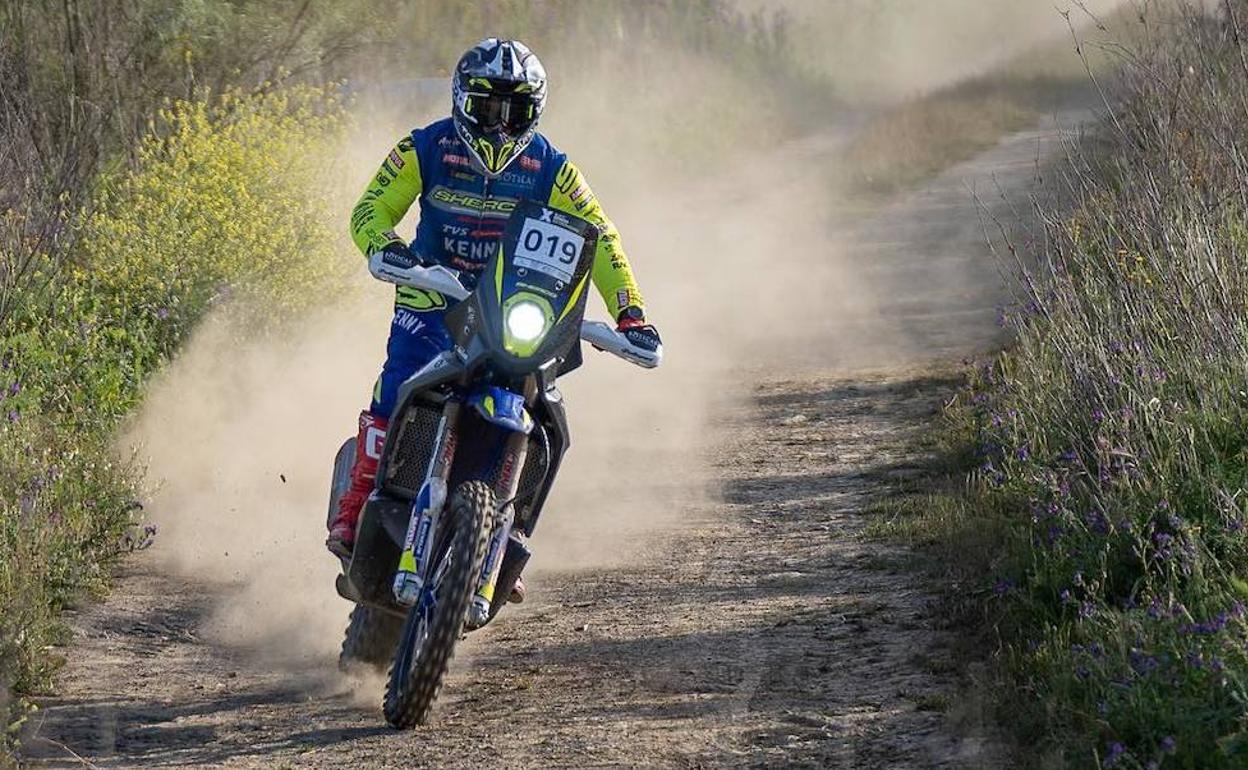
[21, 112, 1084, 769]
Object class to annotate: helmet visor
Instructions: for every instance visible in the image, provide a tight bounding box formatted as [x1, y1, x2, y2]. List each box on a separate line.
[463, 92, 537, 135]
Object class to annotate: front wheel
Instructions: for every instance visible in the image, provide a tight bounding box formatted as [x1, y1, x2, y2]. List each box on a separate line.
[382, 480, 493, 728]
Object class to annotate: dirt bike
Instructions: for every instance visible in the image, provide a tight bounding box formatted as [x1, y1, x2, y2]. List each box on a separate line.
[326, 200, 662, 728]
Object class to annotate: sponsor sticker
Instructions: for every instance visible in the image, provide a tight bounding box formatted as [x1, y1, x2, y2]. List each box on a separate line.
[364, 426, 386, 459]
[520, 156, 541, 172]
[388, 149, 405, 169]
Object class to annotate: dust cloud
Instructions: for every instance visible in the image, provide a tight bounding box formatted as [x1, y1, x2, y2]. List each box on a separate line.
[123, 0, 1084, 657]
[730, 0, 1131, 99]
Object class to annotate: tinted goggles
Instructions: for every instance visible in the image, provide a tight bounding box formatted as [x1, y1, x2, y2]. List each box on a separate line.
[464, 92, 537, 135]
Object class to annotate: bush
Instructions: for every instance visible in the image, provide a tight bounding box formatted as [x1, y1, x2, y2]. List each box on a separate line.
[935, 2, 1248, 766]
[0, 85, 349, 758]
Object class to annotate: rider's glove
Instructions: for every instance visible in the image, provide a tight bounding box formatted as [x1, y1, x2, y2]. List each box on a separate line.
[368, 242, 427, 285]
[457, 270, 480, 293]
[617, 307, 661, 352]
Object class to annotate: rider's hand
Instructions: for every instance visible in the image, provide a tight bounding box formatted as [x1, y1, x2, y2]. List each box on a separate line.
[368, 242, 427, 285]
[617, 307, 661, 352]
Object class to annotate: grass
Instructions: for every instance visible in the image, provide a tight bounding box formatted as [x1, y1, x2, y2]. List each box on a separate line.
[873, 1, 1248, 766]
[842, 83, 1048, 196]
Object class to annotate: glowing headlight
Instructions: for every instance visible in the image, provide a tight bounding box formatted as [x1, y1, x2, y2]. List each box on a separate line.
[506, 301, 547, 342]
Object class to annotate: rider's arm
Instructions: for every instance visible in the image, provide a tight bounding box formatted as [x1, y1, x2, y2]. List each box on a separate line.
[546, 160, 645, 320]
[349, 136, 423, 257]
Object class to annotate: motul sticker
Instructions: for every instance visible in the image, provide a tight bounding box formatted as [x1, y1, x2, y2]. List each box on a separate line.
[388, 149, 405, 169]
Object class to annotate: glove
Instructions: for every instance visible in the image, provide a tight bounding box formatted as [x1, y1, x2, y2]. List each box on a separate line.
[368, 242, 427, 285]
[617, 307, 661, 352]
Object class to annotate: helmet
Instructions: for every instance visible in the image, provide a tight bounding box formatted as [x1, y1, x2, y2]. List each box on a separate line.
[452, 39, 548, 178]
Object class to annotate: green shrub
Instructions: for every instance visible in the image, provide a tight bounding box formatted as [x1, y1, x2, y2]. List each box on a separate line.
[0, 85, 349, 759]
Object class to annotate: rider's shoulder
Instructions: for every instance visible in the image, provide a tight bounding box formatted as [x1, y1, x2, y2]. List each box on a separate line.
[525, 131, 569, 170]
[410, 117, 457, 145]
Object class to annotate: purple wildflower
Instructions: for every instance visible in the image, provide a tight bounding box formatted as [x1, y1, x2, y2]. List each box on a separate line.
[1105, 742, 1126, 767]
[156, 307, 170, 320]
[7, 409, 17, 423]
[1160, 736, 1176, 754]
[7, 381, 18, 396]
[1148, 597, 1165, 620]
[1129, 649, 1160, 675]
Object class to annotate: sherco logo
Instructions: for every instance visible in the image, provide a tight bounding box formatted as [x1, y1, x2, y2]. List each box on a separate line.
[427, 185, 517, 218]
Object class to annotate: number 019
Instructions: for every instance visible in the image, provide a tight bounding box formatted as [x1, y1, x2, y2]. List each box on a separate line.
[523, 227, 578, 264]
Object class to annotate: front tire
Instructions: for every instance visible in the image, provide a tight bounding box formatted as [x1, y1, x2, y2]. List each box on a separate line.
[382, 480, 493, 728]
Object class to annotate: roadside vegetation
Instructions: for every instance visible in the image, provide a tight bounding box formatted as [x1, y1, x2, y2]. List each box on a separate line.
[874, 2, 1248, 766]
[0, 1, 832, 763]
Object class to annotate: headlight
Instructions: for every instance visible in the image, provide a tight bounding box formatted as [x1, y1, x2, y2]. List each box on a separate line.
[506, 301, 546, 342]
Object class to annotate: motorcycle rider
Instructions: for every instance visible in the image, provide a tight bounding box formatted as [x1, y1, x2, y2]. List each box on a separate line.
[327, 39, 661, 595]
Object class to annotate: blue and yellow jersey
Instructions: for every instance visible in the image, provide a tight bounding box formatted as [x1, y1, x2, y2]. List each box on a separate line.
[349, 118, 644, 319]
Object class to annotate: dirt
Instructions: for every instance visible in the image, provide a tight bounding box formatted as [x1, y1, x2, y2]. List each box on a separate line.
[19, 110, 1087, 769]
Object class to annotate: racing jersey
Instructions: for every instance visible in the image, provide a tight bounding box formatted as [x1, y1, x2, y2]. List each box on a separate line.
[349, 118, 644, 318]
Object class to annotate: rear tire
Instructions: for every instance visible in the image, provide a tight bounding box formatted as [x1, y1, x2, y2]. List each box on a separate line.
[382, 480, 493, 728]
[339, 605, 403, 672]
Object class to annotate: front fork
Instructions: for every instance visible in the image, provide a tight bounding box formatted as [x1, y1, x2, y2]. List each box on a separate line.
[467, 428, 529, 627]
[391, 381, 535, 613]
[392, 400, 460, 606]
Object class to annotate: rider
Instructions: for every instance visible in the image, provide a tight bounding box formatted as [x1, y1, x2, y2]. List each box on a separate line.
[328, 39, 661, 577]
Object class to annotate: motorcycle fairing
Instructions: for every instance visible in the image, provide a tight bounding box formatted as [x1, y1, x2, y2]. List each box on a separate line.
[445, 200, 599, 378]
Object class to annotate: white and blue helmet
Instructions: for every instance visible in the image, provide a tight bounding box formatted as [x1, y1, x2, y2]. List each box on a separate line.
[452, 39, 548, 178]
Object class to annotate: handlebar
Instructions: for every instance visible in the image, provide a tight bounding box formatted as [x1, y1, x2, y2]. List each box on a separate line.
[386, 265, 663, 369]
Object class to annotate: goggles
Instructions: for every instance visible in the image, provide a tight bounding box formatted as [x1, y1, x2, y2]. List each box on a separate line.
[463, 91, 537, 135]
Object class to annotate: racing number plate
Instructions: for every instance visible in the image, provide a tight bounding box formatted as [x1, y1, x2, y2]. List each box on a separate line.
[513, 216, 585, 284]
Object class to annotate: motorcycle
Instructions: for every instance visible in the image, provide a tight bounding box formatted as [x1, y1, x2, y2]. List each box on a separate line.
[326, 200, 662, 728]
